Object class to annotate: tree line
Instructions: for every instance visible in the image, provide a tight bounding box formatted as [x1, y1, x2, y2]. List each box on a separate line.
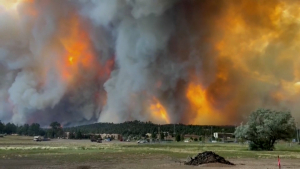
[0, 120, 235, 139]
[63, 120, 235, 138]
[0, 121, 64, 138]
[2, 109, 297, 151]
[0, 121, 44, 136]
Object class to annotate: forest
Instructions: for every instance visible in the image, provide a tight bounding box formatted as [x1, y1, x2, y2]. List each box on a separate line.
[0, 120, 235, 139]
[63, 120, 235, 138]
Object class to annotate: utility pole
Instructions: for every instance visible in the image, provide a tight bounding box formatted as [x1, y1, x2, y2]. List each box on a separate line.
[234, 123, 237, 143]
[211, 126, 213, 142]
[173, 124, 176, 136]
[297, 122, 299, 143]
[158, 124, 161, 143]
[204, 128, 206, 144]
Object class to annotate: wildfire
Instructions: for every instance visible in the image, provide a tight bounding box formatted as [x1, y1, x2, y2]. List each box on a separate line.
[0, 0, 18, 10]
[150, 97, 170, 124]
[0, 0, 36, 16]
[58, 16, 96, 84]
[213, 0, 300, 87]
[182, 0, 300, 124]
[186, 83, 230, 125]
[68, 57, 74, 64]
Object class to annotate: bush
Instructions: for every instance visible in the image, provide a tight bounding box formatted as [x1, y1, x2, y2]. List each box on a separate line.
[235, 109, 296, 151]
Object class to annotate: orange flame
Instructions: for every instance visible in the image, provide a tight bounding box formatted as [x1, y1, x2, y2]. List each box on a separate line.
[180, 0, 300, 124]
[68, 57, 74, 64]
[58, 16, 96, 84]
[150, 97, 170, 124]
[186, 83, 229, 125]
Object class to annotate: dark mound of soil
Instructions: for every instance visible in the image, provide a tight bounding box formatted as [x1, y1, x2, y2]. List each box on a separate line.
[184, 151, 234, 166]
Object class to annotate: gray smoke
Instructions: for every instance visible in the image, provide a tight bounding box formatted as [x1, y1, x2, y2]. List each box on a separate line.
[0, 0, 182, 126]
[1, 0, 300, 126]
[81, 0, 181, 123]
[0, 0, 113, 126]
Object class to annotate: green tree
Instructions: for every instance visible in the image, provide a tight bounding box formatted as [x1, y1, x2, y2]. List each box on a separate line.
[23, 124, 29, 135]
[29, 123, 41, 136]
[4, 123, 17, 134]
[160, 133, 164, 140]
[39, 129, 46, 136]
[68, 132, 73, 139]
[49, 122, 63, 138]
[76, 130, 82, 139]
[0, 121, 5, 133]
[50, 122, 61, 131]
[175, 134, 181, 142]
[235, 109, 296, 151]
[152, 132, 157, 139]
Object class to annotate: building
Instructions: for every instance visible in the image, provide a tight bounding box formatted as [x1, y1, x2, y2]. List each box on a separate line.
[213, 132, 234, 141]
[99, 133, 122, 140]
[145, 133, 152, 138]
[165, 134, 175, 141]
[183, 134, 200, 142]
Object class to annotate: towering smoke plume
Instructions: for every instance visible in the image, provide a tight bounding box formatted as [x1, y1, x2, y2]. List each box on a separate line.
[0, 0, 299, 126]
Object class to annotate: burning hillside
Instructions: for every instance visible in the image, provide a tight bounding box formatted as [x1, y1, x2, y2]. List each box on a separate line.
[0, 0, 299, 126]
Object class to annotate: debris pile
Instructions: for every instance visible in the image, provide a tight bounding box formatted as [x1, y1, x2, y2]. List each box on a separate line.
[184, 151, 234, 166]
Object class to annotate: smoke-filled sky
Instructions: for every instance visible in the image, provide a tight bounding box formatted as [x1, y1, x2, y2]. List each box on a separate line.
[0, 0, 299, 126]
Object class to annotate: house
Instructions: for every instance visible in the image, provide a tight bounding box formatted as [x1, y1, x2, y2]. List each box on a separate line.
[145, 133, 152, 138]
[183, 134, 200, 140]
[100, 133, 122, 140]
[165, 134, 175, 141]
[213, 132, 234, 141]
[65, 132, 70, 139]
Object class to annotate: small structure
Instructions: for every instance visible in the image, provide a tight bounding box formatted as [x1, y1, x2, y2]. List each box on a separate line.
[165, 134, 175, 141]
[65, 132, 70, 139]
[145, 133, 152, 138]
[100, 133, 122, 140]
[213, 132, 234, 141]
[184, 134, 199, 140]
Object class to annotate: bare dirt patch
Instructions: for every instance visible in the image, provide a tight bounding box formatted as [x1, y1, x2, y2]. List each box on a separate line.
[1, 157, 300, 169]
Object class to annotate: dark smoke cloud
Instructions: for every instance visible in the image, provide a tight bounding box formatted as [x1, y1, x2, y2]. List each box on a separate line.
[0, 0, 299, 126]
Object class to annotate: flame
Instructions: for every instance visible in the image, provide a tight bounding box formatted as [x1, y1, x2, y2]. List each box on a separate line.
[182, 0, 300, 124]
[57, 16, 96, 84]
[150, 97, 170, 124]
[0, 0, 36, 15]
[214, 2, 299, 93]
[68, 57, 74, 64]
[0, 0, 19, 10]
[186, 83, 230, 125]
[213, 1, 300, 85]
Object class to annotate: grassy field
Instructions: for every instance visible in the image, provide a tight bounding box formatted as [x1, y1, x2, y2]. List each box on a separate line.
[1, 136, 300, 162]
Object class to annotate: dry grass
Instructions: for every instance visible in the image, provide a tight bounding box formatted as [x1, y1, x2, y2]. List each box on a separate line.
[0, 135, 300, 162]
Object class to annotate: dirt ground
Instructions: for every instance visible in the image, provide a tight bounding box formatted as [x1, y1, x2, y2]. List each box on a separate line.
[1, 137, 299, 169]
[0, 158, 299, 169]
